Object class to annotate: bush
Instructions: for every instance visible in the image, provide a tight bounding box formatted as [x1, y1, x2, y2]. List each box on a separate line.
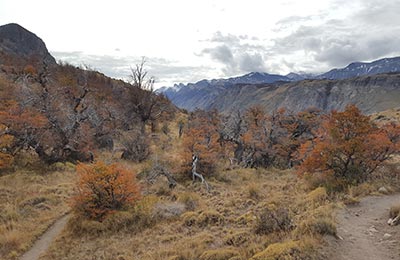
[255, 207, 292, 235]
[197, 210, 225, 227]
[120, 129, 150, 162]
[72, 161, 140, 221]
[298, 105, 400, 190]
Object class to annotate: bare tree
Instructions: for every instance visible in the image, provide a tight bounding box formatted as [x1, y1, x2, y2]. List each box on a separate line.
[127, 57, 171, 133]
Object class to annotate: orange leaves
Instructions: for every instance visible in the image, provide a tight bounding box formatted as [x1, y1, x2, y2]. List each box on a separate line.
[297, 105, 400, 188]
[0, 100, 47, 130]
[182, 110, 222, 176]
[73, 161, 140, 221]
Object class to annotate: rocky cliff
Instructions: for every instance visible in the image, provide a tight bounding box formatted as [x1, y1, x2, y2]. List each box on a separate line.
[209, 73, 400, 114]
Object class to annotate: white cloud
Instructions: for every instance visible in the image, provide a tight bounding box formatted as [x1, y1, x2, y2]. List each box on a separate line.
[1, 0, 399, 86]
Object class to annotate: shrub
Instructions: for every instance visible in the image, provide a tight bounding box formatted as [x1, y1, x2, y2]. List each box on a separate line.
[225, 231, 248, 246]
[298, 105, 400, 190]
[120, 129, 150, 162]
[248, 184, 261, 200]
[197, 210, 225, 227]
[255, 207, 292, 235]
[181, 211, 198, 226]
[296, 217, 336, 237]
[72, 161, 140, 221]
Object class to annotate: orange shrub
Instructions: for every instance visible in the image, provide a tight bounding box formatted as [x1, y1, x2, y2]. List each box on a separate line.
[73, 161, 140, 221]
[182, 110, 221, 176]
[297, 105, 399, 190]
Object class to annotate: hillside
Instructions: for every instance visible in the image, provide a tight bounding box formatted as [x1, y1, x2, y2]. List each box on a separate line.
[210, 73, 400, 114]
[158, 72, 291, 110]
[0, 23, 176, 164]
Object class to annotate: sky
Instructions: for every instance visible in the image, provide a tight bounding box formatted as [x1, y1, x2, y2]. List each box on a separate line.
[1, 0, 400, 88]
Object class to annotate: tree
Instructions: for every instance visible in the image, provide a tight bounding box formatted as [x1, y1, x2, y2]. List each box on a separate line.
[182, 109, 222, 176]
[127, 57, 173, 133]
[72, 161, 140, 221]
[297, 105, 399, 189]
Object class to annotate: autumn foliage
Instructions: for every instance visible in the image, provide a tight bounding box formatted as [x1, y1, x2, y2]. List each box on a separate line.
[297, 105, 400, 189]
[182, 110, 222, 176]
[73, 161, 140, 221]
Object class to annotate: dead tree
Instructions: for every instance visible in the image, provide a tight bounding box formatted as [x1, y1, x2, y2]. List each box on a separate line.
[192, 155, 210, 191]
[146, 163, 177, 189]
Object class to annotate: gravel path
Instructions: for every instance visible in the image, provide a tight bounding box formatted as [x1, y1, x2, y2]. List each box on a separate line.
[323, 194, 400, 260]
[19, 214, 70, 260]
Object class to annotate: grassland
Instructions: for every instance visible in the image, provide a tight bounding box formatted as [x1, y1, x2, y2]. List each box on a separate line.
[1, 114, 400, 260]
[0, 162, 75, 259]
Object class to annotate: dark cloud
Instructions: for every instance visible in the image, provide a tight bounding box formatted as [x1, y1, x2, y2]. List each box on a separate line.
[200, 32, 267, 75]
[202, 45, 234, 65]
[238, 53, 265, 72]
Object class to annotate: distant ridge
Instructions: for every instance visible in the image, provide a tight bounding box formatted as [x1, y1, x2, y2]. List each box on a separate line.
[159, 56, 400, 111]
[317, 56, 400, 80]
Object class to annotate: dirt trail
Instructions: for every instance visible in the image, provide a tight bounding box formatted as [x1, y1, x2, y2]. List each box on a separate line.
[19, 214, 70, 260]
[323, 194, 400, 260]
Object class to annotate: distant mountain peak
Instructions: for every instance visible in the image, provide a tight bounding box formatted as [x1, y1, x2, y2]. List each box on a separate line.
[318, 56, 400, 80]
[0, 23, 56, 64]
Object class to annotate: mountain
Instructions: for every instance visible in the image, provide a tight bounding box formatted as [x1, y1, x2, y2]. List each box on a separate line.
[0, 23, 56, 65]
[209, 73, 400, 114]
[159, 56, 400, 112]
[158, 72, 291, 110]
[317, 57, 400, 80]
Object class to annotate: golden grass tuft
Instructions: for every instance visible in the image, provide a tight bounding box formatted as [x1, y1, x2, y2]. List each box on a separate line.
[177, 192, 201, 211]
[250, 240, 311, 260]
[224, 231, 249, 246]
[197, 210, 225, 227]
[306, 187, 328, 206]
[389, 204, 400, 219]
[199, 248, 241, 260]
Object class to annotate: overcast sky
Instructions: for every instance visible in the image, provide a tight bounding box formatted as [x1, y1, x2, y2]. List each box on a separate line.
[1, 0, 400, 87]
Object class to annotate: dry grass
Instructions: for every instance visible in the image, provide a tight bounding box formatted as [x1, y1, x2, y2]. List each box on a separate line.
[12, 114, 400, 260]
[0, 166, 75, 259]
[39, 164, 337, 260]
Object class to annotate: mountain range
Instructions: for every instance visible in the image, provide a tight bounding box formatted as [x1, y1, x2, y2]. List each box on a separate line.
[159, 57, 400, 113]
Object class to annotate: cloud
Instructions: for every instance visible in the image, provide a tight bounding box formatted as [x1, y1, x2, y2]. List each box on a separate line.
[269, 0, 400, 69]
[50, 51, 212, 88]
[200, 31, 267, 75]
[202, 45, 234, 65]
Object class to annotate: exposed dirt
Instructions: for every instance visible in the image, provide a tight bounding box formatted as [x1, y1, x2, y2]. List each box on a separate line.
[19, 214, 70, 260]
[322, 194, 400, 260]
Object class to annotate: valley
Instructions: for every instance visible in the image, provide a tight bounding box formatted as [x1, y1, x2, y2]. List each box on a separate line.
[0, 21, 400, 260]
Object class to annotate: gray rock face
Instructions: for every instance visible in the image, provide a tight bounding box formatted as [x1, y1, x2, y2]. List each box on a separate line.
[158, 72, 291, 110]
[209, 73, 400, 114]
[159, 57, 400, 113]
[0, 23, 56, 64]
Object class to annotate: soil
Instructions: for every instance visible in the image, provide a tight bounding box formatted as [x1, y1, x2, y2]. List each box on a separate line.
[322, 194, 400, 260]
[19, 214, 70, 260]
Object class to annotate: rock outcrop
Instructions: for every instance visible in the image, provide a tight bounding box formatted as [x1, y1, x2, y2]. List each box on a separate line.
[0, 23, 56, 65]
